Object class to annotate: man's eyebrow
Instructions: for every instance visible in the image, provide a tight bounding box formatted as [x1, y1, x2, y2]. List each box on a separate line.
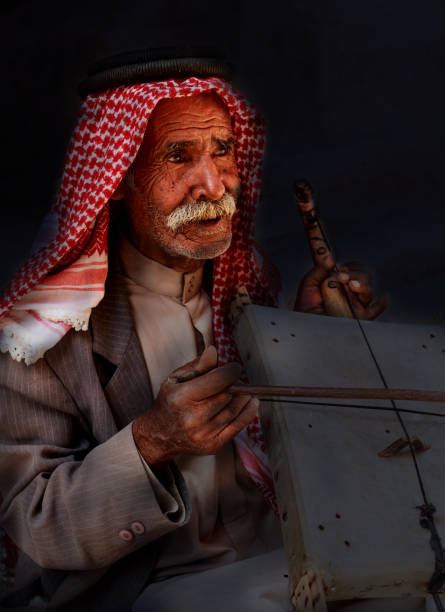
[165, 140, 197, 152]
[162, 137, 236, 154]
[212, 136, 236, 148]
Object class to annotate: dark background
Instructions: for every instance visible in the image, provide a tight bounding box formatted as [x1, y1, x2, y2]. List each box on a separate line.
[1, 0, 443, 323]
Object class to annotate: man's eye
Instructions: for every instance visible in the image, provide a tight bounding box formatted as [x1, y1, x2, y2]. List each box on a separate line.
[214, 145, 228, 157]
[167, 152, 186, 163]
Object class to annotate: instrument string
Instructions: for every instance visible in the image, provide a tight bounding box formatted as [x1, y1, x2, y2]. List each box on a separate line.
[315, 207, 445, 610]
[259, 397, 445, 419]
[315, 204, 430, 500]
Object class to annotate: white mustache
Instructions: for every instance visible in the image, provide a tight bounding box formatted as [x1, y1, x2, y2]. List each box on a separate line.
[166, 193, 237, 232]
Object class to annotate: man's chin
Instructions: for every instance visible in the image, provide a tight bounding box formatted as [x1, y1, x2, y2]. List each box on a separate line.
[159, 216, 234, 260]
[161, 234, 232, 261]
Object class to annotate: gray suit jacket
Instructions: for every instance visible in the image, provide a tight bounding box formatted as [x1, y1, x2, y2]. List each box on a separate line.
[0, 264, 189, 611]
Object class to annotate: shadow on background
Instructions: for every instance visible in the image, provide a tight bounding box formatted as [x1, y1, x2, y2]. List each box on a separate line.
[1, 0, 443, 323]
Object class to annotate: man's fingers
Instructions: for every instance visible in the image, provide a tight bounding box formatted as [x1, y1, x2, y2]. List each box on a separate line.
[194, 391, 234, 425]
[339, 276, 373, 306]
[307, 253, 336, 284]
[338, 267, 374, 306]
[174, 362, 242, 402]
[317, 251, 336, 272]
[337, 264, 386, 321]
[364, 296, 388, 320]
[211, 393, 252, 428]
[348, 293, 388, 320]
[215, 396, 260, 444]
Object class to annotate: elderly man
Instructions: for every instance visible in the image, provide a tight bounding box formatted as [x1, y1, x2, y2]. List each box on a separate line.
[0, 50, 386, 612]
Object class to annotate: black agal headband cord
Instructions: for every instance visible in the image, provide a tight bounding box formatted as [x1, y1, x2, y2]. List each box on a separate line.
[78, 46, 233, 98]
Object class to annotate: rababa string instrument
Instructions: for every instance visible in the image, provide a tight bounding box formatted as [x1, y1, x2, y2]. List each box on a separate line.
[229, 180, 445, 612]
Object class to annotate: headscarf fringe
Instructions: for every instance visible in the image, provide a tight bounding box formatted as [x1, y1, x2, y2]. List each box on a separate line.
[0, 322, 43, 365]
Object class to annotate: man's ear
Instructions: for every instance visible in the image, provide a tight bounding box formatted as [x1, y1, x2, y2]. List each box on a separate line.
[110, 180, 125, 201]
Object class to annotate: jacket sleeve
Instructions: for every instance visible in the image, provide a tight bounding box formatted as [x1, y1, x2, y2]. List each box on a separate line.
[0, 352, 189, 571]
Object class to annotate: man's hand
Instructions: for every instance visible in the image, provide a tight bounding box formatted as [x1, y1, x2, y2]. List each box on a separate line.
[294, 253, 386, 320]
[132, 346, 257, 467]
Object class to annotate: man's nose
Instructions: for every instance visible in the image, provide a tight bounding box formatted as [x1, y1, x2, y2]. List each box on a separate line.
[190, 156, 225, 201]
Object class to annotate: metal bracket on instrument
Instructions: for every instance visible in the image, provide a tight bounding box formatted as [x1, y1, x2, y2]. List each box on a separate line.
[378, 436, 431, 457]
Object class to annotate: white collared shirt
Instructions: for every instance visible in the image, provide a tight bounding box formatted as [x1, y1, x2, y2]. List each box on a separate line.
[119, 234, 281, 581]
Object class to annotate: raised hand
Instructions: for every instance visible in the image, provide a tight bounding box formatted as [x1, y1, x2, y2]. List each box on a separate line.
[294, 257, 386, 320]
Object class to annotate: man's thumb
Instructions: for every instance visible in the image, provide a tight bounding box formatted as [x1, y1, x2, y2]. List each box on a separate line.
[195, 345, 218, 374]
[169, 345, 218, 383]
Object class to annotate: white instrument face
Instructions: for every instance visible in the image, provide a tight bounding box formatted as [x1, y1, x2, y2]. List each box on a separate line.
[233, 305, 445, 608]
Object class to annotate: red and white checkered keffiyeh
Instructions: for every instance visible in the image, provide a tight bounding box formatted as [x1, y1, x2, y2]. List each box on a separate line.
[0, 77, 280, 512]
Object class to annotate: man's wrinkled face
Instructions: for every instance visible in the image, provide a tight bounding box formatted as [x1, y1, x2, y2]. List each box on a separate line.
[122, 92, 240, 268]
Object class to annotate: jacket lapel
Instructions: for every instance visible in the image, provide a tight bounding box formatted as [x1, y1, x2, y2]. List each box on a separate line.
[90, 258, 154, 429]
[45, 251, 154, 434]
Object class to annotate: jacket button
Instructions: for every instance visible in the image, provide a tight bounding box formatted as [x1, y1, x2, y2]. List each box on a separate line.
[119, 529, 134, 542]
[131, 521, 145, 535]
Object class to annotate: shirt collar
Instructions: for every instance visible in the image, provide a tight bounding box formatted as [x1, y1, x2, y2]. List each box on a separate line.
[119, 234, 204, 304]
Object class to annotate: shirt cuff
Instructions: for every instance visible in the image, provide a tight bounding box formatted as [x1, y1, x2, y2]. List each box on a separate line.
[135, 443, 190, 524]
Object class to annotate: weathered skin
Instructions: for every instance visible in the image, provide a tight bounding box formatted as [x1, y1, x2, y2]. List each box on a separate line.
[133, 346, 257, 466]
[114, 92, 240, 272]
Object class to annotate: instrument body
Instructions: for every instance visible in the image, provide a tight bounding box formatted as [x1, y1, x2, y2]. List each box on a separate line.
[232, 303, 445, 610]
